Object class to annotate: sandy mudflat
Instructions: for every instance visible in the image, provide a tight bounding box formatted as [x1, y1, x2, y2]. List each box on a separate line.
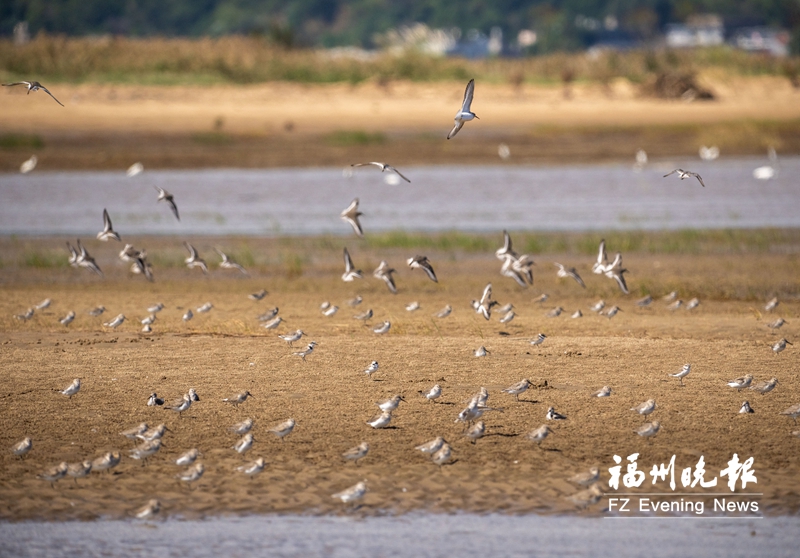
[0, 239, 798, 520]
[1, 76, 799, 170]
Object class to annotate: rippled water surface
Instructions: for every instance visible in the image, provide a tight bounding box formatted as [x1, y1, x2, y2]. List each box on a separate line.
[1, 514, 795, 558]
[0, 158, 796, 236]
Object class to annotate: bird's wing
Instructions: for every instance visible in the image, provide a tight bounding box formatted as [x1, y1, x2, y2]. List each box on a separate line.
[480, 283, 492, 305]
[387, 166, 411, 183]
[2, 82, 30, 87]
[663, 169, 678, 178]
[184, 242, 198, 259]
[103, 208, 112, 231]
[447, 120, 464, 140]
[692, 173, 705, 187]
[502, 230, 512, 253]
[343, 248, 354, 273]
[420, 259, 438, 282]
[341, 198, 359, 216]
[613, 270, 629, 294]
[382, 273, 397, 294]
[571, 269, 586, 288]
[39, 85, 64, 106]
[597, 240, 607, 266]
[462, 79, 475, 112]
[167, 199, 180, 220]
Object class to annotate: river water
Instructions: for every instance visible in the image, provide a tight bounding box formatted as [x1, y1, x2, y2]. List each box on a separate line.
[0, 514, 795, 558]
[0, 158, 796, 236]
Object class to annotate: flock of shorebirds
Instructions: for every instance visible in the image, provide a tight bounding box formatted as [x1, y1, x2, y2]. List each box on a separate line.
[6, 78, 797, 515]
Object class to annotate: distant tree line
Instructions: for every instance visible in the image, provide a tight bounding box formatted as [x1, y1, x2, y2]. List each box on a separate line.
[2, 0, 799, 53]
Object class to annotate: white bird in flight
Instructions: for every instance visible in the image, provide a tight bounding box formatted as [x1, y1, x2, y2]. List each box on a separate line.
[447, 79, 478, 139]
[351, 162, 410, 183]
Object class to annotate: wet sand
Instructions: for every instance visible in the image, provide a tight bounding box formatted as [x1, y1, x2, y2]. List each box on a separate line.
[1, 240, 799, 520]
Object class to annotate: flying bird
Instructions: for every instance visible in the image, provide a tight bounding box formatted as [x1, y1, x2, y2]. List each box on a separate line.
[97, 209, 121, 242]
[340, 198, 364, 237]
[342, 248, 363, 282]
[447, 79, 478, 139]
[155, 187, 180, 220]
[351, 162, 410, 183]
[3, 80, 63, 106]
[373, 260, 397, 293]
[407, 255, 437, 282]
[554, 263, 586, 288]
[184, 242, 208, 273]
[215, 248, 247, 274]
[663, 169, 705, 187]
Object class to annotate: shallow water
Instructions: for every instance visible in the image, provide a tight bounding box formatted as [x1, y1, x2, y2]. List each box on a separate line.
[0, 514, 795, 557]
[0, 158, 796, 236]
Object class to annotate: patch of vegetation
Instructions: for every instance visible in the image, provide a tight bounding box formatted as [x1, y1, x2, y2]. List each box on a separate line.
[0, 134, 44, 150]
[22, 250, 66, 268]
[324, 130, 386, 146]
[191, 132, 233, 145]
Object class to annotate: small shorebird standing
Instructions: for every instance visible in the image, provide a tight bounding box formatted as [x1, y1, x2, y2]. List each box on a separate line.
[546, 406, 567, 420]
[635, 421, 661, 440]
[223, 391, 254, 407]
[569, 467, 600, 487]
[750, 378, 778, 395]
[103, 314, 125, 328]
[11, 437, 32, 458]
[38, 462, 68, 487]
[366, 411, 392, 429]
[663, 168, 705, 187]
[773, 338, 792, 354]
[373, 321, 391, 334]
[332, 481, 367, 504]
[377, 395, 404, 413]
[249, 290, 267, 301]
[164, 393, 192, 417]
[342, 248, 363, 282]
[278, 329, 304, 347]
[176, 449, 200, 467]
[3, 81, 64, 105]
[341, 198, 364, 237]
[465, 421, 485, 444]
[97, 209, 121, 241]
[155, 187, 180, 220]
[230, 418, 254, 435]
[727, 374, 753, 391]
[351, 162, 411, 183]
[739, 401, 754, 414]
[134, 499, 160, 519]
[530, 333, 547, 346]
[232, 433, 254, 454]
[592, 386, 612, 398]
[420, 384, 442, 402]
[342, 442, 369, 465]
[292, 341, 317, 361]
[177, 462, 204, 485]
[434, 305, 452, 318]
[92, 452, 121, 473]
[526, 425, 553, 446]
[669, 364, 692, 386]
[268, 418, 296, 440]
[363, 360, 379, 379]
[416, 437, 446, 454]
[60, 379, 81, 398]
[236, 458, 266, 478]
[60, 311, 75, 326]
[781, 403, 800, 424]
[765, 297, 779, 312]
[502, 379, 532, 401]
[631, 399, 656, 417]
[447, 79, 478, 139]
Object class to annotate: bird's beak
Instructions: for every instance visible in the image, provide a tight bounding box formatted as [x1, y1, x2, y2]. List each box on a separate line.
[165, 426, 173, 433]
